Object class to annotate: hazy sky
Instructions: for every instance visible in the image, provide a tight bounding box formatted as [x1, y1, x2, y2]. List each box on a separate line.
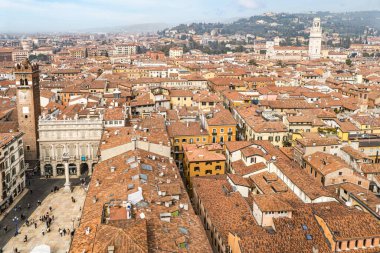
[0, 0, 379, 32]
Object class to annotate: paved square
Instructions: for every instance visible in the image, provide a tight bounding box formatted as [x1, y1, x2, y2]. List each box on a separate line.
[2, 186, 85, 253]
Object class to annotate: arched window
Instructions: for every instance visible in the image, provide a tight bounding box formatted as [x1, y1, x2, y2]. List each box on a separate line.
[20, 79, 24, 85]
[24, 79, 28, 85]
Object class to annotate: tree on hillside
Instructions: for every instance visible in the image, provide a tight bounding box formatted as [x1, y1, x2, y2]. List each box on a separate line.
[248, 59, 258, 66]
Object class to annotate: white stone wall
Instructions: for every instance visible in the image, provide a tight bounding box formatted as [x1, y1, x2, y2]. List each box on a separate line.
[38, 118, 103, 171]
[227, 176, 250, 197]
[101, 140, 171, 161]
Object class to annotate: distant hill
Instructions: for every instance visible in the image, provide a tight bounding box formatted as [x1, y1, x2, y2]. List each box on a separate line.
[162, 11, 380, 39]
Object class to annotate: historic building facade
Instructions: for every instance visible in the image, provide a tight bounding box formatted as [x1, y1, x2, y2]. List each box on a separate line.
[38, 116, 103, 177]
[0, 132, 26, 212]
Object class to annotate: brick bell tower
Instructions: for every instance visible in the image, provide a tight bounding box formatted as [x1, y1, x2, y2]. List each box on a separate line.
[14, 59, 41, 161]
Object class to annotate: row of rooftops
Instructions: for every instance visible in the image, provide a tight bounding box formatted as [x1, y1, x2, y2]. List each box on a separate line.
[70, 149, 212, 252]
[193, 175, 380, 253]
[1, 36, 380, 252]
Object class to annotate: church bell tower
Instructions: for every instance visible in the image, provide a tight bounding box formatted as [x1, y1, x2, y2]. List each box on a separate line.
[14, 59, 41, 161]
[309, 17, 322, 59]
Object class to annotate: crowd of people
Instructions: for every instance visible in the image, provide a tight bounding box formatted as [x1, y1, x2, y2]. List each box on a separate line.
[0, 181, 82, 252]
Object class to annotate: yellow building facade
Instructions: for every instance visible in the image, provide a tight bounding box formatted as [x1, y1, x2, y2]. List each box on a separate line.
[183, 144, 226, 186]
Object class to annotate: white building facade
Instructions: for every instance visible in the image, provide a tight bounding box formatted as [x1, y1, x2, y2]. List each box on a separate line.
[38, 116, 103, 177]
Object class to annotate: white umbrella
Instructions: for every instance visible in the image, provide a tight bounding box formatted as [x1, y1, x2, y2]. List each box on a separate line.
[30, 244, 51, 253]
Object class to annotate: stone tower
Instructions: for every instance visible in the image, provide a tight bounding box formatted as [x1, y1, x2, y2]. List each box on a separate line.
[359, 92, 369, 113]
[14, 59, 41, 161]
[308, 17, 322, 59]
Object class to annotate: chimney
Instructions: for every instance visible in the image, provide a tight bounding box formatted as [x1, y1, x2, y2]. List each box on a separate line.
[108, 246, 115, 253]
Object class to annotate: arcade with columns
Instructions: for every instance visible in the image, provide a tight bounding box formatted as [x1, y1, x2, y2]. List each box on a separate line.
[39, 143, 98, 177]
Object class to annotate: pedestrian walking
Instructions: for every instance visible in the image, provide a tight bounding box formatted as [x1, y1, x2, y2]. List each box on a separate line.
[49, 206, 52, 212]
[63, 228, 66, 236]
[34, 222, 37, 229]
[27, 203, 30, 209]
[41, 228, 45, 236]
[59, 228, 63, 237]
[3, 225, 8, 233]
[23, 235, 27, 242]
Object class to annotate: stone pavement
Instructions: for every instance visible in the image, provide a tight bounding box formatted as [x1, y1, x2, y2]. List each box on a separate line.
[1, 177, 65, 248]
[1, 185, 86, 253]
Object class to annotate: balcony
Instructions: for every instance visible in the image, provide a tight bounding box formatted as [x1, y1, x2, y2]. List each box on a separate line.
[212, 132, 217, 136]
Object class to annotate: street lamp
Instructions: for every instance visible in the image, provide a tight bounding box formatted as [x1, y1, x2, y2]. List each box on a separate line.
[12, 216, 19, 236]
[62, 152, 72, 192]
